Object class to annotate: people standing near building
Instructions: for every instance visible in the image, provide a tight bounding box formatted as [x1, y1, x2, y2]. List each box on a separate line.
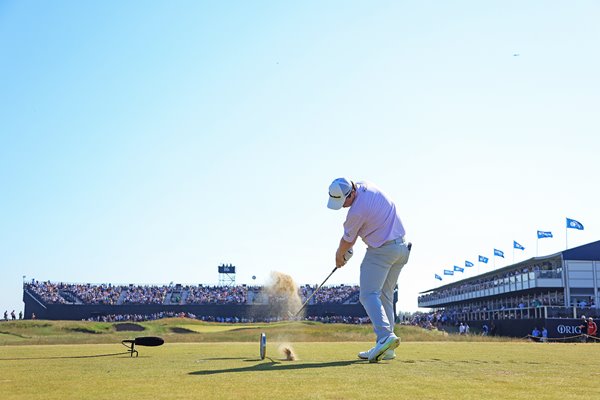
[541, 327, 548, 343]
[481, 323, 489, 336]
[327, 178, 410, 363]
[579, 315, 588, 342]
[490, 321, 497, 336]
[587, 317, 597, 339]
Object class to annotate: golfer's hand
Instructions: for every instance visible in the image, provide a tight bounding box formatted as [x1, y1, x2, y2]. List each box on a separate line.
[335, 252, 346, 268]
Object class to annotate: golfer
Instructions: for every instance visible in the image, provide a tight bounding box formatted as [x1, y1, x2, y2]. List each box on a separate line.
[327, 178, 410, 362]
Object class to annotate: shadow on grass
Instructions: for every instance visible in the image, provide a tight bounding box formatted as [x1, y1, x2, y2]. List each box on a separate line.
[0, 352, 136, 361]
[190, 359, 366, 375]
[0, 331, 30, 338]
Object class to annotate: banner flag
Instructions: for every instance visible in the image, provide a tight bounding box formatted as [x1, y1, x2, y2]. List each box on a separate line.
[537, 230, 553, 239]
[494, 249, 504, 258]
[513, 241, 525, 250]
[566, 218, 584, 230]
[454, 265, 464, 272]
[478, 255, 489, 263]
[443, 270, 454, 276]
[465, 260, 474, 267]
[435, 274, 442, 281]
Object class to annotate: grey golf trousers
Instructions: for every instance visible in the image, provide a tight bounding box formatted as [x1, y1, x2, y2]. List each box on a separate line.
[359, 238, 410, 342]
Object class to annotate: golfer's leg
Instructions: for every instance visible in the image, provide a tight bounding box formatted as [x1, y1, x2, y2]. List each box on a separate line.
[381, 244, 410, 334]
[360, 248, 393, 342]
[381, 265, 401, 335]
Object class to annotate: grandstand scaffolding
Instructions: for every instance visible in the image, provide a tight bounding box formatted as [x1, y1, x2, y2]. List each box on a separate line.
[218, 264, 236, 286]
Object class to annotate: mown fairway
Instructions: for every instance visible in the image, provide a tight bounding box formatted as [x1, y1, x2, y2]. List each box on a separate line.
[1, 320, 599, 400]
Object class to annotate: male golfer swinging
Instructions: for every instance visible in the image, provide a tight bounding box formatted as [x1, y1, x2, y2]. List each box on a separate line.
[327, 178, 410, 362]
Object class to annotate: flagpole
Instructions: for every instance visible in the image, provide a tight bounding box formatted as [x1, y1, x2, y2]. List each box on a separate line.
[536, 238, 538, 257]
[512, 247, 515, 264]
[566, 225, 568, 249]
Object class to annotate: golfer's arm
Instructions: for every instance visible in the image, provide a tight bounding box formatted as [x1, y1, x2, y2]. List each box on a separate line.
[335, 238, 356, 267]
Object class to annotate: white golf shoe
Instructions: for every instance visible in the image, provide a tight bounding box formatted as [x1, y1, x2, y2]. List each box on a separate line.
[368, 334, 400, 363]
[358, 348, 396, 360]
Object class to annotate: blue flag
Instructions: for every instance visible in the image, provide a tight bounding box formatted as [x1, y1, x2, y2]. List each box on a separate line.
[494, 249, 504, 258]
[443, 269, 454, 276]
[537, 230, 553, 239]
[478, 255, 488, 263]
[435, 274, 442, 281]
[465, 260, 474, 267]
[566, 218, 584, 230]
[453, 265, 464, 273]
[513, 241, 525, 250]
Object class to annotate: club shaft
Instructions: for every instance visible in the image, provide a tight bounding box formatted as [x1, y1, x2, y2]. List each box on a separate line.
[294, 267, 337, 316]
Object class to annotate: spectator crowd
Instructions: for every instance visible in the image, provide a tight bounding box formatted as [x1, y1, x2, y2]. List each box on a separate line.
[24, 280, 361, 306]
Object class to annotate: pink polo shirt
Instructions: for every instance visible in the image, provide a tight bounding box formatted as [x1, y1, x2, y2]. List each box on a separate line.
[342, 181, 406, 248]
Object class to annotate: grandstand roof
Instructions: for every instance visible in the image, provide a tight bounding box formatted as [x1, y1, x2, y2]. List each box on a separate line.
[420, 239, 600, 294]
[562, 240, 600, 261]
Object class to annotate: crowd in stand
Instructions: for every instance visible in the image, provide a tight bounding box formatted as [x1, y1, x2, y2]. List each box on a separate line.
[576, 297, 597, 308]
[69, 283, 123, 305]
[419, 260, 561, 304]
[313, 285, 360, 304]
[186, 285, 248, 304]
[88, 311, 196, 322]
[305, 315, 370, 324]
[85, 312, 370, 324]
[121, 285, 167, 304]
[27, 281, 68, 304]
[441, 291, 566, 316]
[24, 280, 360, 306]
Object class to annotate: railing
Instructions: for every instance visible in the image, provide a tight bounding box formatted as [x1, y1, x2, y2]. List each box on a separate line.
[418, 270, 563, 307]
[451, 306, 600, 321]
[22, 289, 48, 309]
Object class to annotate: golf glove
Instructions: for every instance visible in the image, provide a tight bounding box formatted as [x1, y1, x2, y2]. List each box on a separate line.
[343, 248, 353, 262]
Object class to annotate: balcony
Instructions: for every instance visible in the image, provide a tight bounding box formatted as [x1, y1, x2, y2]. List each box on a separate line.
[418, 271, 563, 308]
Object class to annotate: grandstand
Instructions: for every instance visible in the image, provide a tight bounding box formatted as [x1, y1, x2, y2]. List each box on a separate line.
[22, 281, 366, 321]
[418, 240, 600, 338]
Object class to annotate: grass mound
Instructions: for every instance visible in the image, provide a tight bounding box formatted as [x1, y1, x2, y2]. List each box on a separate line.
[0, 319, 514, 346]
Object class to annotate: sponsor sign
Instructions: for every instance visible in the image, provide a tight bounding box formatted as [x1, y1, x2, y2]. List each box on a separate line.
[545, 319, 587, 338]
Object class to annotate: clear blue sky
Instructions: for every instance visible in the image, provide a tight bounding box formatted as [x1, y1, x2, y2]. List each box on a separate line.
[1, 1, 599, 314]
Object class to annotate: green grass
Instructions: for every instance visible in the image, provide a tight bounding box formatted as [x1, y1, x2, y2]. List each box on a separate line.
[1, 341, 599, 400]
[1, 320, 598, 399]
[0, 318, 472, 346]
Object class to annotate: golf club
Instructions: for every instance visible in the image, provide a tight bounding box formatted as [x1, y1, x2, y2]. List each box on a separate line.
[289, 266, 338, 318]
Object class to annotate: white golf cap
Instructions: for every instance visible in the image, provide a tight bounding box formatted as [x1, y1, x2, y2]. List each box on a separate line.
[327, 178, 352, 210]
